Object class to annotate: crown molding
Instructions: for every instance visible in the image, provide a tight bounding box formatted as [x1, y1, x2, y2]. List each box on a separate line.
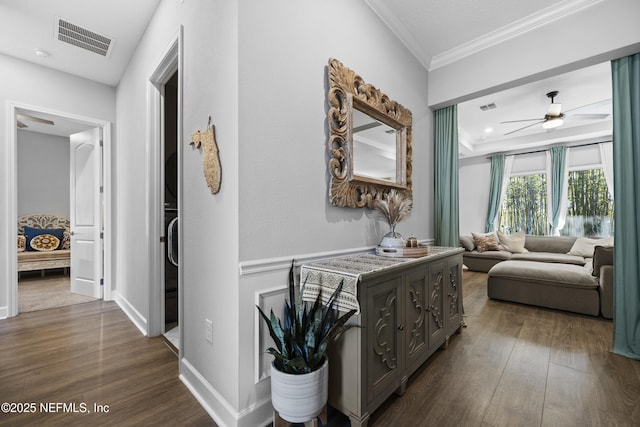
[364, 0, 432, 70]
[429, 0, 604, 71]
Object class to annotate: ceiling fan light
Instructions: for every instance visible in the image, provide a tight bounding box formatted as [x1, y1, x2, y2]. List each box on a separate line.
[543, 117, 563, 129]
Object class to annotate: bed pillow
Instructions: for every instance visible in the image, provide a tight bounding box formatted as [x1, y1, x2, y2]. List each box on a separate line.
[30, 234, 61, 252]
[568, 237, 614, 258]
[471, 232, 503, 252]
[23, 226, 64, 251]
[497, 230, 528, 253]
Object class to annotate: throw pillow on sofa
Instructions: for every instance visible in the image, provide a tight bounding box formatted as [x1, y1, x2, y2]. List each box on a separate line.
[471, 232, 503, 252]
[459, 235, 475, 251]
[497, 230, 528, 253]
[568, 237, 614, 257]
[592, 245, 614, 277]
[23, 226, 64, 251]
[18, 235, 26, 252]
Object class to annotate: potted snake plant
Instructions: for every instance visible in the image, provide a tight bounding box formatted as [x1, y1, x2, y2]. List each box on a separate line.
[256, 260, 356, 423]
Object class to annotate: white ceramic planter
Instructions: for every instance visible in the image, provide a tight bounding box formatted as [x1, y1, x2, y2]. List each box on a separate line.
[270, 358, 329, 423]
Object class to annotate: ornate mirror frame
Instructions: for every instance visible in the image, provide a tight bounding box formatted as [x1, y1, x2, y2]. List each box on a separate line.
[327, 58, 413, 208]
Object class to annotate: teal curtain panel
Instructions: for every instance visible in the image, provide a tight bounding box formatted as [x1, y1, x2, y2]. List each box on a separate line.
[611, 53, 640, 360]
[434, 105, 460, 247]
[485, 154, 505, 232]
[548, 146, 568, 235]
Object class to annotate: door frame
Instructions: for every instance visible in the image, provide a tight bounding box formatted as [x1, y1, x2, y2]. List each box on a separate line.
[146, 26, 183, 339]
[5, 101, 113, 317]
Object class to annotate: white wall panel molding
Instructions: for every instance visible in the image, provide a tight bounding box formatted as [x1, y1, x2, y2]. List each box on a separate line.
[239, 246, 376, 276]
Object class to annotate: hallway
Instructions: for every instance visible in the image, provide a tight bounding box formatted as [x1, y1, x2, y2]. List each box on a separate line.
[0, 300, 214, 426]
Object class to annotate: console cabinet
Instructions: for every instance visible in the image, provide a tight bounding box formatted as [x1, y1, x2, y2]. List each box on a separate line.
[325, 249, 463, 427]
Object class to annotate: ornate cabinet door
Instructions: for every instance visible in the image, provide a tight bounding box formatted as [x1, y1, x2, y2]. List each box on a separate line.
[445, 257, 463, 335]
[365, 276, 403, 406]
[427, 261, 446, 349]
[404, 267, 429, 373]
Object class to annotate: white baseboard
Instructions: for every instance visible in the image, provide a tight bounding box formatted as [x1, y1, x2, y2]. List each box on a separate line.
[113, 291, 148, 336]
[180, 357, 273, 427]
[0, 305, 7, 319]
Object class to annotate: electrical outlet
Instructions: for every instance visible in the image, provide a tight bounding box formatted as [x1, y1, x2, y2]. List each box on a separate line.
[205, 318, 213, 344]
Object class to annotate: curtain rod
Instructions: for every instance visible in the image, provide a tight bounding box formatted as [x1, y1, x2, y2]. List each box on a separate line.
[485, 139, 612, 159]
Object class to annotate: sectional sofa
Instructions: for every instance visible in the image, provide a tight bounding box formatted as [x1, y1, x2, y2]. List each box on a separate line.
[460, 233, 614, 318]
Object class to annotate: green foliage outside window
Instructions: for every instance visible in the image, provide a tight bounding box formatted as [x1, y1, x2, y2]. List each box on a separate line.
[499, 174, 548, 235]
[562, 168, 614, 237]
[498, 168, 614, 237]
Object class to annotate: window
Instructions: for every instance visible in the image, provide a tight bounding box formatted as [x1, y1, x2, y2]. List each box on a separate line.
[561, 168, 614, 237]
[499, 174, 548, 235]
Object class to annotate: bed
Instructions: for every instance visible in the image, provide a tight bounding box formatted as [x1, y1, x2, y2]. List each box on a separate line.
[17, 214, 71, 276]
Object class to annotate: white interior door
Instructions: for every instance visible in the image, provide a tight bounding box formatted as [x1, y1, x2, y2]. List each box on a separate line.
[70, 128, 103, 298]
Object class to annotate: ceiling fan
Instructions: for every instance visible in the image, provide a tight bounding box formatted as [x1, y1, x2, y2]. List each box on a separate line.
[501, 91, 610, 136]
[16, 113, 55, 129]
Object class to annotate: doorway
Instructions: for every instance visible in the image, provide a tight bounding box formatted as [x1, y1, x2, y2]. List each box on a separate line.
[6, 103, 112, 318]
[163, 70, 180, 346]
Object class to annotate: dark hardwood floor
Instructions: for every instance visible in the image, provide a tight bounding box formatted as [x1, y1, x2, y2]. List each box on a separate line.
[2, 272, 638, 427]
[363, 271, 640, 427]
[0, 301, 215, 427]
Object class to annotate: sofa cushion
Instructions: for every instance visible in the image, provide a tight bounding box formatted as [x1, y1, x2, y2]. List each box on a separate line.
[497, 230, 528, 253]
[524, 235, 576, 254]
[511, 252, 586, 266]
[23, 226, 64, 251]
[464, 250, 512, 261]
[488, 260, 599, 290]
[568, 237, 614, 257]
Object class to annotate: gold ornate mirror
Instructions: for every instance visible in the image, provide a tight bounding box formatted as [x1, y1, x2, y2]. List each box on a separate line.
[327, 58, 412, 208]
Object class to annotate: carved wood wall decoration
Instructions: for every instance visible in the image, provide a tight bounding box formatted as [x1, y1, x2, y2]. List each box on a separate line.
[327, 58, 413, 208]
[190, 123, 221, 194]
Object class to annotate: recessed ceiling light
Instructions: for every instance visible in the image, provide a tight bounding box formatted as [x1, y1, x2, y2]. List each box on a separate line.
[484, 127, 493, 133]
[34, 48, 51, 58]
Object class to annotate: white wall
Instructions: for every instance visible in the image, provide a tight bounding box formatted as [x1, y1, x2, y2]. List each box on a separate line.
[237, 1, 431, 261]
[0, 53, 115, 316]
[114, 1, 241, 425]
[236, 2, 430, 425]
[17, 130, 70, 218]
[429, 0, 640, 108]
[116, 1, 430, 426]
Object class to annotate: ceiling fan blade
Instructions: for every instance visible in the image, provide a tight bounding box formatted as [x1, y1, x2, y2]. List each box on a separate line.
[504, 120, 544, 136]
[565, 113, 610, 121]
[17, 120, 27, 128]
[500, 118, 542, 123]
[17, 113, 55, 126]
[564, 98, 611, 114]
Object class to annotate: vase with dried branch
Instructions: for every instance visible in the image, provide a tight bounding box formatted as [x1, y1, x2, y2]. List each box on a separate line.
[374, 190, 413, 248]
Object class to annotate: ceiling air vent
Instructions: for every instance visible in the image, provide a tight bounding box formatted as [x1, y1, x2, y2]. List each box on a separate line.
[55, 18, 113, 57]
[479, 103, 497, 111]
